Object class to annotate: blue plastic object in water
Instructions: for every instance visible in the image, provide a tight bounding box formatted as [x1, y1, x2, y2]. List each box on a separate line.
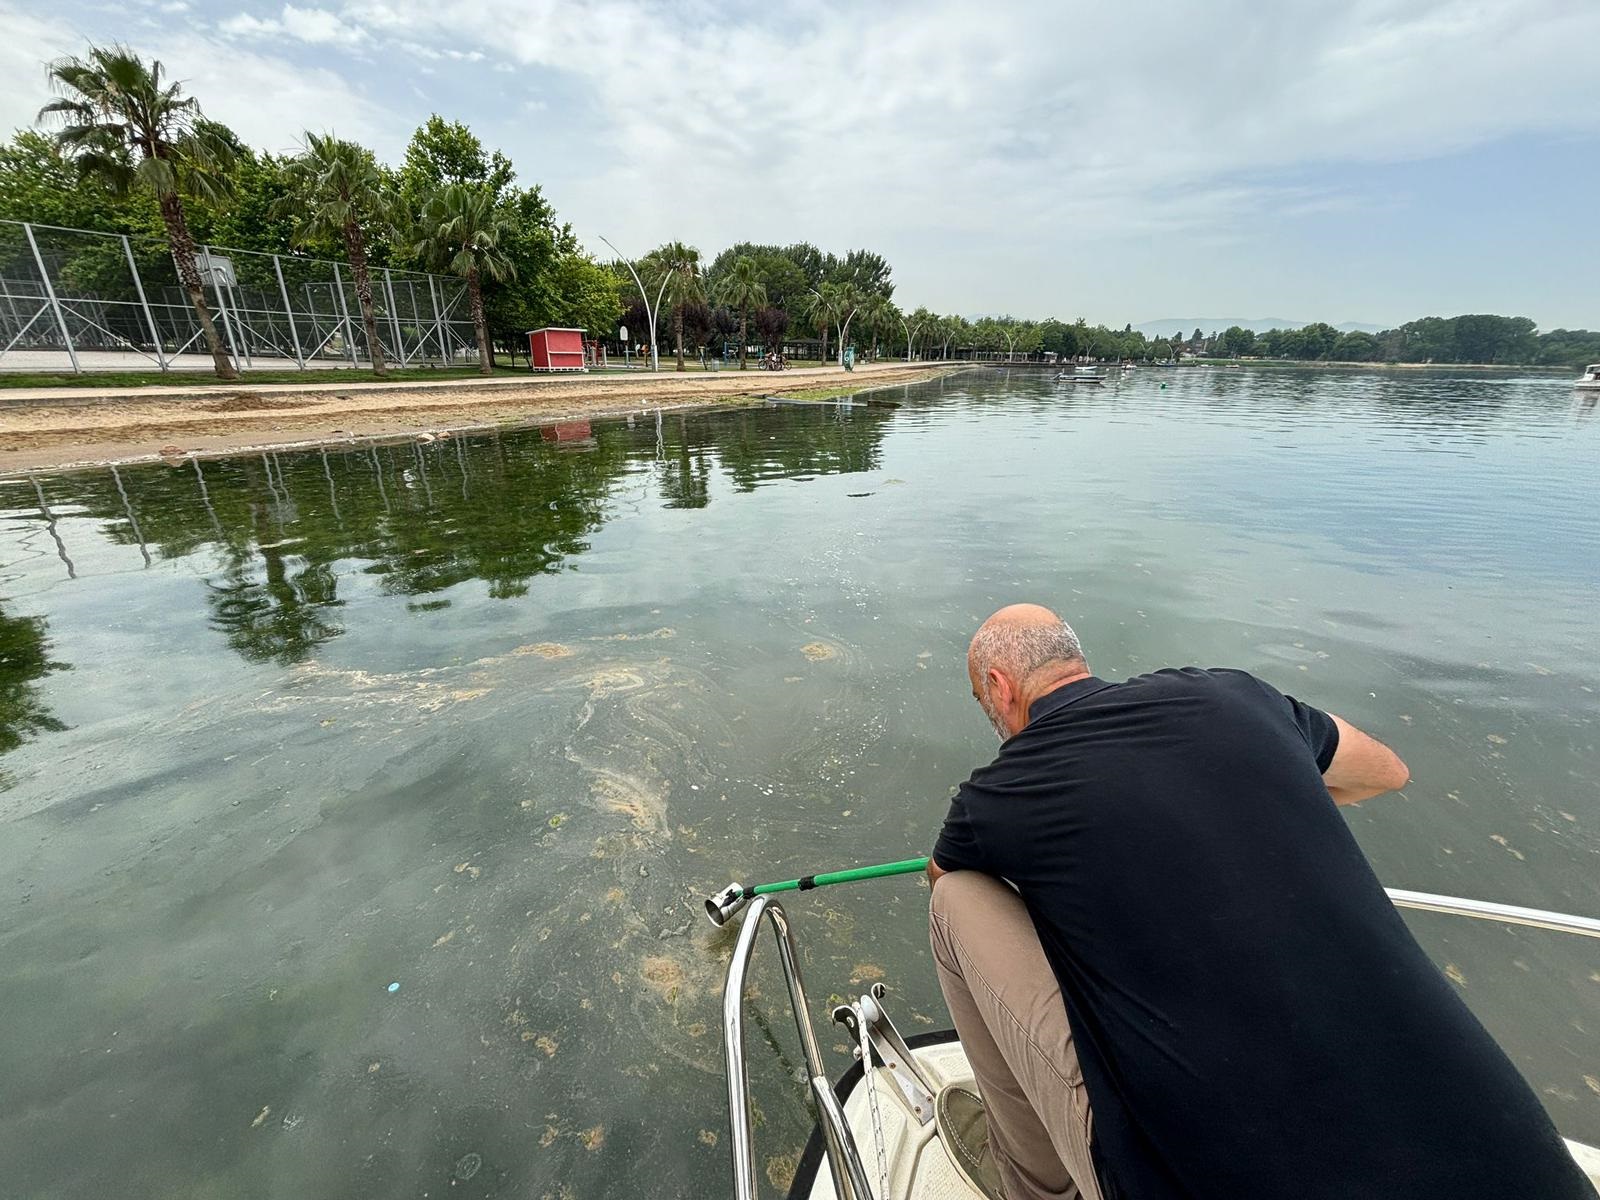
[387, 981, 400, 993]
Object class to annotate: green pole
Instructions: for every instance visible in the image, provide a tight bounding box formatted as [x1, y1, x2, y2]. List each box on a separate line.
[744, 856, 931, 899]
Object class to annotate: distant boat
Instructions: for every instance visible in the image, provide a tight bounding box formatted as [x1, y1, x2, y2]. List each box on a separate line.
[1575, 364, 1600, 391]
[1055, 370, 1103, 385]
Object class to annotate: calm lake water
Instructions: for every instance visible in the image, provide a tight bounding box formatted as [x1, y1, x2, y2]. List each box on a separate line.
[1, 366, 1597, 1199]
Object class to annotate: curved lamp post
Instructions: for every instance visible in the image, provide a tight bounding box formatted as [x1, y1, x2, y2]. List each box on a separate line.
[599, 234, 669, 372]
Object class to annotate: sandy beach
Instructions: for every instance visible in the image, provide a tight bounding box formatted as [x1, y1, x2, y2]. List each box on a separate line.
[0, 361, 960, 474]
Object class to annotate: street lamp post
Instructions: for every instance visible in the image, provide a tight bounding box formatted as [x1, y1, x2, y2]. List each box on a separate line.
[900, 315, 923, 363]
[599, 235, 668, 372]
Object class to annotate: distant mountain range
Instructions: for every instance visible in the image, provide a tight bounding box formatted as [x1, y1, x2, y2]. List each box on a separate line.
[1135, 317, 1388, 338]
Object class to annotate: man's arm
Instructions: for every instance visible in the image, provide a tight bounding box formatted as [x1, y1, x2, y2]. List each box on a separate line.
[1322, 713, 1409, 805]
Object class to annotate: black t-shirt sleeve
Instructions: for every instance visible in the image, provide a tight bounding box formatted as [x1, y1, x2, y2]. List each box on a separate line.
[933, 786, 986, 873]
[1282, 691, 1341, 772]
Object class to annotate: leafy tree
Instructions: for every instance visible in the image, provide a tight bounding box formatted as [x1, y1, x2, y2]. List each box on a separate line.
[395, 115, 514, 210]
[412, 183, 514, 375]
[545, 252, 623, 337]
[39, 45, 239, 378]
[753, 306, 788, 353]
[714, 255, 766, 369]
[644, 242, 703, 371]
[279, 134, 396, 375]
[830, 248, 894, 298]
[1217, 325, 1255, 358]
[1331, 330, 1378, 361]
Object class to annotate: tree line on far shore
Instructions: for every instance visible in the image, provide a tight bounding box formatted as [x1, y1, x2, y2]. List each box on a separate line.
[1205, 316, 1597, 367]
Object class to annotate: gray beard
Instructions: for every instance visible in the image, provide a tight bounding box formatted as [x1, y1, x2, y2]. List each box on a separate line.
[982, 699, 1009, 743]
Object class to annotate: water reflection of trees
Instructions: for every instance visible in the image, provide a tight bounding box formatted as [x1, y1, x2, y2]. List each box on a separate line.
[0, 606, 66, 757]
[22, 403, 893, 671]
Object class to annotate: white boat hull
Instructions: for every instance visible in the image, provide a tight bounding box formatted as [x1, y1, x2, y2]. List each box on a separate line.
[797, 1033, 1600, 1200]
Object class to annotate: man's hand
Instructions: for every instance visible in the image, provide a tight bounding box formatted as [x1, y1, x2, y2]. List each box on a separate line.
[927, 857, 949, 887]
[1323, 714, 1409, 805]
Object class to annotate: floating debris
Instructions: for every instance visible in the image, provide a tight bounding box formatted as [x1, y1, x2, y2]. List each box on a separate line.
[1444, 963, 1466, 986]
[516, 642, 575, 659]
[698, 1129, 719, 1147]
[801, 642, 838, 662]
[250, 1106, 271, 1129]
[579, 1125, 606, 1152]
[386, 982, 400, 994]
[454, 1152, 482, 1180]
[766, 1151, 799, 1191]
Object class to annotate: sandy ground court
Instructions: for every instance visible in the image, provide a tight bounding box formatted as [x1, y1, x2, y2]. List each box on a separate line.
[0, 361, 962, 474]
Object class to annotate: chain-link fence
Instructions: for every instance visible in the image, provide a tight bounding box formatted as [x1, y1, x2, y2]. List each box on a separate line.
[0, 219, 480, 374]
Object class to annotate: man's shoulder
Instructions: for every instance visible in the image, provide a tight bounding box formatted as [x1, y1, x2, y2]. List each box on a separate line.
[1113, 666, 1265, 695]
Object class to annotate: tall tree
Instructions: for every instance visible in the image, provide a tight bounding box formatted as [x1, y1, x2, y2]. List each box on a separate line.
[645, 242, 703, 371]
[805, 286, 840, 366]
[412, 183, 514, 375]
[753, 306, 788, 355]
[714, 255, 766, 370]
[279, 134, 394, 375]
[39, 45, 239, 379]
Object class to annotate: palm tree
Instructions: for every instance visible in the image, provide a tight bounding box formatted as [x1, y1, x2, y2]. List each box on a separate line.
[279, 133, 394, 376]
[646, 242, 703, 371]
[832, 283, 863, 366]
[714, 256, 766, 370]
[858, 295, 896, 362]
[412, 183, 513, 376]
[39, 45, 238, 379]
[806, 285, 841, 367]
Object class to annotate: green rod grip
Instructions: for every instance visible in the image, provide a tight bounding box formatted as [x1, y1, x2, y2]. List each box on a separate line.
[747, 856, 931, 898]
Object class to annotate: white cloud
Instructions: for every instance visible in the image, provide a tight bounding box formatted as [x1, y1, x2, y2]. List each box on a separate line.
[220, 4, 368, 47]
[325, 0, 1600, 257]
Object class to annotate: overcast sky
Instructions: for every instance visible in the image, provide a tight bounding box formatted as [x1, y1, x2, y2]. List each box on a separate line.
[3, 0, 1597, 329]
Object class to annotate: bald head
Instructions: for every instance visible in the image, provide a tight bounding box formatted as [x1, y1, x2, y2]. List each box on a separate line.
[968, 605, 1088, 740]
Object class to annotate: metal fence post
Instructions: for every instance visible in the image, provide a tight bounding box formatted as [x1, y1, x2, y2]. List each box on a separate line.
[23, 223, 80, 373]
[272, 254, 305, 369]
[384, 269, 405, 366]
[122, 234, 167, 371]
[331, 262, 359, 366]
[199, 245, 243, 371]
[428, 274, 448, 364]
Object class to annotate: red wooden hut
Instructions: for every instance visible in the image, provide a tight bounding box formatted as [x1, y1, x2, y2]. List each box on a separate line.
[526, 328, 587, 372]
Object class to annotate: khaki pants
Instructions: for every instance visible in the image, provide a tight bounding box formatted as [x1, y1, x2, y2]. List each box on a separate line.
[929, 871, 1103, 1200]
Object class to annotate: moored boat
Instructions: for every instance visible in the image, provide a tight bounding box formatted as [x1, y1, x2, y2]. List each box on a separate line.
[717, 889, 1600, 1200]
[1575, 364, 1600, 391]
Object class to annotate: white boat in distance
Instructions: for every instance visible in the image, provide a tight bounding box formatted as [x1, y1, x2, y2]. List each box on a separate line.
[718, 890, 1600, 1200]
[1574, 364, 1600, 390]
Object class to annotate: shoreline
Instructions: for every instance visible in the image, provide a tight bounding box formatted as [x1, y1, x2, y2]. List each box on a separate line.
[0, 362, 962, 476]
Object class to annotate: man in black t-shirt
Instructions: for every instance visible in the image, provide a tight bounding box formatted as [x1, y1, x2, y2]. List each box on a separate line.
[929, 603, 1594, 1200]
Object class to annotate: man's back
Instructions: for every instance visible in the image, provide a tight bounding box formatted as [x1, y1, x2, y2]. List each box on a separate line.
[934, 667, 1591, 1199]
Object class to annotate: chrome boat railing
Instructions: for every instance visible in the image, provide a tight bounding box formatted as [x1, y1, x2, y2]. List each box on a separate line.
[724, 894, 877, 1200]
[1384, 889, 1600, 939]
